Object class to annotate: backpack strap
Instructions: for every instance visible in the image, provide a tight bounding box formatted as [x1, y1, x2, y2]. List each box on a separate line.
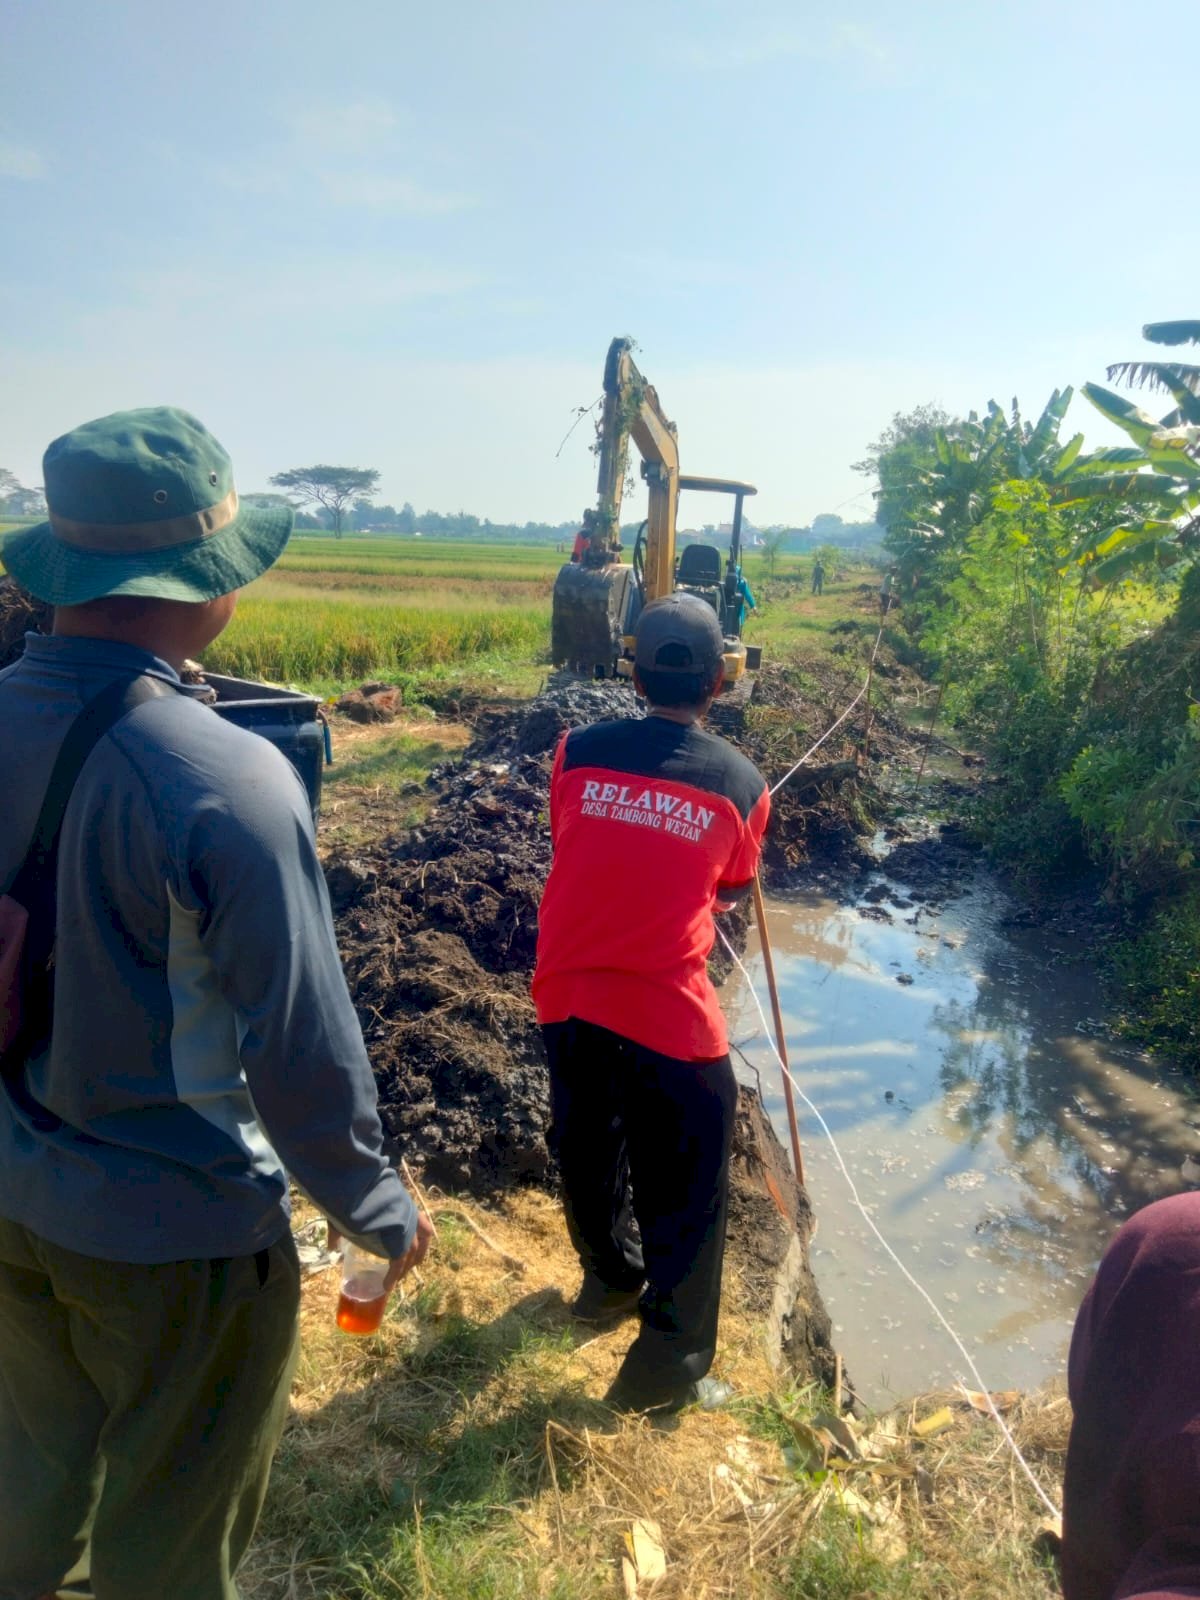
[10, 674, 180, 963]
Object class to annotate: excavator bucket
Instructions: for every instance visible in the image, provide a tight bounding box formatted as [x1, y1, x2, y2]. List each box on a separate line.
[550, 561, 635, 674]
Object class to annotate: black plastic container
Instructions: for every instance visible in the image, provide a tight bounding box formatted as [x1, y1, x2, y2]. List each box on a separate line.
[202, 672, 326, 820]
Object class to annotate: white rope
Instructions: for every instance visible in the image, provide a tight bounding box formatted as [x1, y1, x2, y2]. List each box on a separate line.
[718, 923, 1063, 1521]
[767, 622, 885, 797]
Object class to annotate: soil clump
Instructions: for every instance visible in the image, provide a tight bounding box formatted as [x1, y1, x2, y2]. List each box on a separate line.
[0, 578, 52, 669]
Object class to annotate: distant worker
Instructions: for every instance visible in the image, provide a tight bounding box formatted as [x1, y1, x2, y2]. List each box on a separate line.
[571, 529, 588, 563]
[880, 568, 897, 615]
[533, 595, 770, 1414]
[811, 558, 825, 596]
[1062, 1192, 1200, 1599]
[0, 408, 432, 1600]
[735, 571, 757, 630]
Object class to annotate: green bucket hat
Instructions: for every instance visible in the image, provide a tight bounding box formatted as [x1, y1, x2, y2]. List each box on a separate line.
[3, 406, 293, 606]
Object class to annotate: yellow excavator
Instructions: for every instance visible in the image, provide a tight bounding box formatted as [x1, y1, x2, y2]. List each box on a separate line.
[551, 337, 763, 686]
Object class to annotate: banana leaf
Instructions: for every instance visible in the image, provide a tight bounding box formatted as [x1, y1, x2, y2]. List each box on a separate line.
[1068, 517, 1181, 567]
[1144, 320, 1200, 348]
[1028, 387, 1073, 460]
[1107, 361, 1200, 403]
[1082, 383, 1165, 448]
[1092, 537, 1185, 583]
[1147, 430, 1200, 481]
[1052, 472, 1191, 507]
[1060, 446, 1148, 478]
[1050, 432, 1086, 479]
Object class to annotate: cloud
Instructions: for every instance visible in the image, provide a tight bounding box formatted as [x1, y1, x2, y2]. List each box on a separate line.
[207, 99, 469, 215]
[320, 172, 472, 215]
[120, 257, 486, 319]
[0, 140, 46, 181]
[679, 19, 893, 72]
[287, 99, 399, 156]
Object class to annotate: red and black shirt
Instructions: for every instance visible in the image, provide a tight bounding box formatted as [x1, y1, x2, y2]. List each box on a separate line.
[533, 715, 770, 1061]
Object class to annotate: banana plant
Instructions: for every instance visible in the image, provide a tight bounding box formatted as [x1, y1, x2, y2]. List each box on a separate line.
[1070, 321, 1200, 581]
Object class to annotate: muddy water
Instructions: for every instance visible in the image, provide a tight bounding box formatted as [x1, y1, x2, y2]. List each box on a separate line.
[723, 857, 1200, 1405]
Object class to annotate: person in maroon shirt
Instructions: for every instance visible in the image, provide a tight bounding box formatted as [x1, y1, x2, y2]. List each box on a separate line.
[533, 595, 769, 1412]
[1063, 1191, 1200, 1600]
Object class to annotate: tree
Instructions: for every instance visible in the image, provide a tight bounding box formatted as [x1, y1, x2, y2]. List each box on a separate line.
[760, 526, 788, 579]
[240, 491, 295, 510]
[268, 465, 381, 537]
[0, 469, 46, 518]
[853, 404, 953, 547]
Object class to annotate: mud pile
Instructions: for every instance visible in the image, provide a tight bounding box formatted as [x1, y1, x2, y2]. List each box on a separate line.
[0, 578, 52, 670]
[714, 659, 910, 880]
[329, 685, 635, 1193]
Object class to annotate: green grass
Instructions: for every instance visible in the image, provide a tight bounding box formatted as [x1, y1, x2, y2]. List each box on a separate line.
[323, 729, 455, 793]
[741, 569, 881, 659]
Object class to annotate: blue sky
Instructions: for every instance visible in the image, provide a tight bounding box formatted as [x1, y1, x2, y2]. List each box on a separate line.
[3, 0, 1197, 527]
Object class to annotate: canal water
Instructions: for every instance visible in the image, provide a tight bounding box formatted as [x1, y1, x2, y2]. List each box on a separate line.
[722, 851, 1199, 1406]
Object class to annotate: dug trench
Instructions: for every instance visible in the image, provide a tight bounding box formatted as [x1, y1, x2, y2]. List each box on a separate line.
[324, 655, 919, 1391]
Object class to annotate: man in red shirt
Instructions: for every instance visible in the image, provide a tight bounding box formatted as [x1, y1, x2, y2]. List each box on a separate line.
[533, 595, 770, 1412]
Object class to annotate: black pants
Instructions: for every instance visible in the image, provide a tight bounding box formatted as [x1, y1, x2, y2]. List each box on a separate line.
[542, 1018, 737, 1403]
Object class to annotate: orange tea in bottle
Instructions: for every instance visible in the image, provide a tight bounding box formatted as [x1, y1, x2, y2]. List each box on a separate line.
[336, 1278, 389, 1334]
[335, 1244, 389, 1335]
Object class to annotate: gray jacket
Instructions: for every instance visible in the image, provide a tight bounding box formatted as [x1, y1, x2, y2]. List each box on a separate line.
[0, 634, 416, 1263]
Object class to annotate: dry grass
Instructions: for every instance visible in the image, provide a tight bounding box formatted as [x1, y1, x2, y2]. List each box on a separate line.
[318, 714, 472, 850]
[243, 1193, 1069, 1600]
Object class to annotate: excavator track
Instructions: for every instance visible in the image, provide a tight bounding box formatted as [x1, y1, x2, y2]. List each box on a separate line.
[707, 670, 756, 734]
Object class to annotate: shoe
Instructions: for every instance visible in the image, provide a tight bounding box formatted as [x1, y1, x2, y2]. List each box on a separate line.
[605, 1373, 735, 1415]
[570, 1273, 645, 1324]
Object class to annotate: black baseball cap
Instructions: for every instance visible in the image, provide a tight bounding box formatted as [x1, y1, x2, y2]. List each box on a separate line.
[634, 593, 725, 675]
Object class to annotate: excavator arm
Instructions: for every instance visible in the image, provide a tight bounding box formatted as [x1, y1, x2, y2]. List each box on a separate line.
[551, 335, 760, 685]
[579, 336, 679, 606]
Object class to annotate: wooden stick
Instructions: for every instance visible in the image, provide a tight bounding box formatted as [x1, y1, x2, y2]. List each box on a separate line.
[751, 873, 805, 1186]
[860, 636, 879, 767]
[433, 1201, 528, 1275]
[401, 1157, 441, 1243]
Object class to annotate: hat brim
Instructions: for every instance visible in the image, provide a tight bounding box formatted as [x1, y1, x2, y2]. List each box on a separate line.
[1, 505, 293, 606]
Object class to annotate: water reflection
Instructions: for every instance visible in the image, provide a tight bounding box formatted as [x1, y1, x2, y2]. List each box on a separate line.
[722, 870, 1198, 1404]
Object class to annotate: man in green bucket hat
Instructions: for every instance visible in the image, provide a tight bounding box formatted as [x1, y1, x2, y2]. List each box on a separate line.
[0, 408, 431, 1600]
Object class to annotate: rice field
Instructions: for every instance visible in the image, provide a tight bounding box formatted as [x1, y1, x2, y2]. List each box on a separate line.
[203, 537, 561, 688]
[3, 527, 852, 694]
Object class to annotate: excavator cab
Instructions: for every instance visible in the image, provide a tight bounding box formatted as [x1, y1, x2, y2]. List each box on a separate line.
[675, 542, 724, 617]
[674, 477, 761, 668]
[551, 337, 763, 685]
